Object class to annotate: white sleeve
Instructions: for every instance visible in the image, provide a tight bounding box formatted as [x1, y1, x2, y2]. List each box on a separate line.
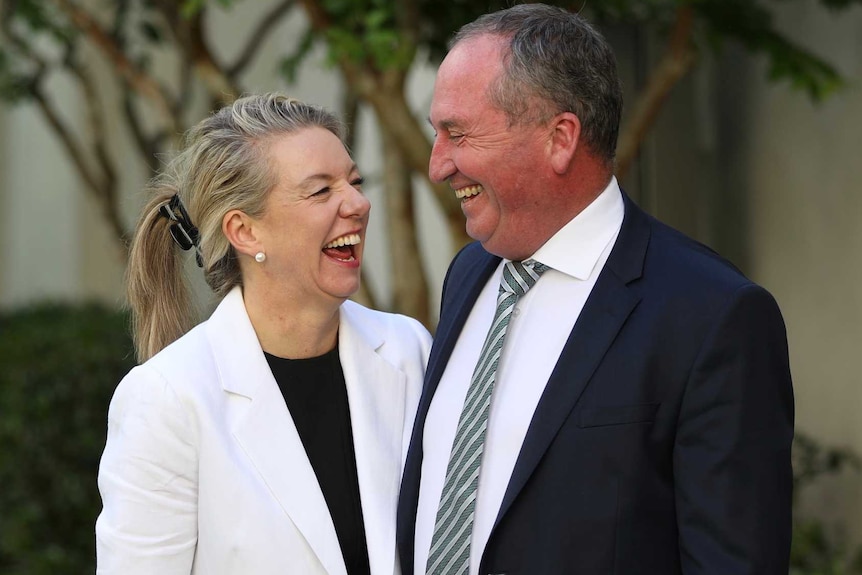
[95, 365, 199, 575]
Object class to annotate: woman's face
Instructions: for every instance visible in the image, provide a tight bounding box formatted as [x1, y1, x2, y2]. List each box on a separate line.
[254, 127, 370, 305]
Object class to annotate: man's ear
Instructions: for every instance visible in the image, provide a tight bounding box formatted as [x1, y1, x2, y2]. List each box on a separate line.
[222, 209, 262, 258]
[548, 112, 580, 175]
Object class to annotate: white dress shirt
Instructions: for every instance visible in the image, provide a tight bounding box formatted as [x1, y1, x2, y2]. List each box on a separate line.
[414, 178, 625, 575]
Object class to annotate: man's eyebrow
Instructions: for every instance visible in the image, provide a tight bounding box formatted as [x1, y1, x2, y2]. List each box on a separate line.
[427, 116, 460, 131]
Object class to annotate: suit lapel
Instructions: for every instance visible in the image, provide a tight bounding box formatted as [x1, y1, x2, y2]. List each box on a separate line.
[206, 287, 347, 575]
[494, 192, 650, 529]
[339, 301, 407, 575]
[426, 249, 501, 403]
[397, 245, 500, 572]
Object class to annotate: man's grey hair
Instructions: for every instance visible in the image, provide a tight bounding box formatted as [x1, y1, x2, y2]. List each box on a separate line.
[452, 3, 623, 162]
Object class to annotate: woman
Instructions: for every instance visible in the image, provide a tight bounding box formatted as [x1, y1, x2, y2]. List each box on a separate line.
[95, 94, 431, 575]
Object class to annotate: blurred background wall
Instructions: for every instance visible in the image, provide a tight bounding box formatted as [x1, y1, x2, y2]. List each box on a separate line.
[1, 0, 860, 559]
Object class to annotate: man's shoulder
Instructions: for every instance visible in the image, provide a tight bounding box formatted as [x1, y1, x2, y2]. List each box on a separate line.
[651, 218, 746, 280]
[633, 210, 770, 311]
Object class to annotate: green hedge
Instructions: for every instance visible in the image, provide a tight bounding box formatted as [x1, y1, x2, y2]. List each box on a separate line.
[0, 302, 135, 575]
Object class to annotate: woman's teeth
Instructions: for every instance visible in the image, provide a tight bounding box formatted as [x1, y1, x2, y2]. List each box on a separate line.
[324, 234, 361, 249]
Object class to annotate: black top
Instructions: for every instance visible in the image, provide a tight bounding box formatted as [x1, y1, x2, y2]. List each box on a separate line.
[265, 347, 371, 575]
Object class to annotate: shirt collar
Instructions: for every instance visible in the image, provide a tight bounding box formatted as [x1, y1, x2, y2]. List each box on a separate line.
[527, 177, 624, 280]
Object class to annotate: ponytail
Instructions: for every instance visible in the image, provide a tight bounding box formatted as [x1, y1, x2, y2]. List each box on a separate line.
[126, 188, 198, 363]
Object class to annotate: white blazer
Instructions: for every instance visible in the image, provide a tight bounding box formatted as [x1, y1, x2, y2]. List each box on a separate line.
[96, 287, 432, 575]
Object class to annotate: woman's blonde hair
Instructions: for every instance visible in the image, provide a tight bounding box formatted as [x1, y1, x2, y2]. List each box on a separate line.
[126, 94, 344, 362]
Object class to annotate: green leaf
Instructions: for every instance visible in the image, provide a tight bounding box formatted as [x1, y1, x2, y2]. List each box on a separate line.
[181, 0, 207, 18]
[0, 51, 33, 104]
[139, 20, 163, 43]
[696, 0, 846, 101]
[9, 0, 76, 43]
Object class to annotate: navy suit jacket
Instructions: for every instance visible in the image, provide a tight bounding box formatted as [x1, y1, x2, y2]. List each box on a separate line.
[397, 193, 793, 575]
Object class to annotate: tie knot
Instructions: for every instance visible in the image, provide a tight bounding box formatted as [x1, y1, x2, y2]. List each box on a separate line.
[500, 259, 549, 297]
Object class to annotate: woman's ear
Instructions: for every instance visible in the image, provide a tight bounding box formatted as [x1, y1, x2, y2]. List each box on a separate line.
[548, 112, 580, 175]
[222, 209, 262, 258]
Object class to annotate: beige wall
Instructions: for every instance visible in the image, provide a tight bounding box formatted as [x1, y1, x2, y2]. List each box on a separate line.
[1, 88, 85, 305]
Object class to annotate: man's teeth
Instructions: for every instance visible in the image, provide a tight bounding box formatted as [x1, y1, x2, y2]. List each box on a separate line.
[324, 234, 361, 249]
[455, 185, 483, 199]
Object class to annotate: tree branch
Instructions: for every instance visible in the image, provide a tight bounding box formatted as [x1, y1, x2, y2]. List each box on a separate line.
[50, 0, 178, 127]
[148, 2, 239, 104]
[64, 45, 116, 198]
[32, 82, 128, 247]
[5, 9, 129, 247]
[124, 90, 170, 179]
[616, 6, 698, 179]
[29, 86, 99, 193]
[395, 0, 420, 48]
[340, 86, 380, 310]
[2, 27, 103, 195]
[380, 124, 431, 326]
[44, 67, 128, 246]
[227, 0, 296, 79]
[186, 11, 240, 103]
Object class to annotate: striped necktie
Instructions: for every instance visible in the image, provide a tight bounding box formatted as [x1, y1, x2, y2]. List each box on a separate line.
[426, 259, 549, 575]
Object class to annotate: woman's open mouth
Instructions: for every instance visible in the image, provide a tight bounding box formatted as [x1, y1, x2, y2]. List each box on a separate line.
[322, 233, 361, 262]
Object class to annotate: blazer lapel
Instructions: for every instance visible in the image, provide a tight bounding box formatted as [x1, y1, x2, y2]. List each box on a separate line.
[338, 301, 408, 575]
[206, 287, 347, 575]
[425, 247, 501, 411]
[494, 193, 650, 528]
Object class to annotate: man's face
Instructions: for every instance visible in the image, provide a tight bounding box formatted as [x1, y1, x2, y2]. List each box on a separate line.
[428, 35, 553, 260]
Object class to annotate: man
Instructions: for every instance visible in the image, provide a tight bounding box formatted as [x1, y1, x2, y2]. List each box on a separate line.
[397, 4, 793, 575]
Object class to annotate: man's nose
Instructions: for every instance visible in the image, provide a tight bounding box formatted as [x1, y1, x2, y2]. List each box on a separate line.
[428, 137, 455, 184]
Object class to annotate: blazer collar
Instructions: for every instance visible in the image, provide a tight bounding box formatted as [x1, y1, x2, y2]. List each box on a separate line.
[206, 288, 406, 575]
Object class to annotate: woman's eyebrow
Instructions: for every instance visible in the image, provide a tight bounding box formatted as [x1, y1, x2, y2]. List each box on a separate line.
[297, 163, 359, 187]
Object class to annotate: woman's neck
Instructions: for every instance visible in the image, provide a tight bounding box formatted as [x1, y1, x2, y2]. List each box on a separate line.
[241, 284, 342, 359]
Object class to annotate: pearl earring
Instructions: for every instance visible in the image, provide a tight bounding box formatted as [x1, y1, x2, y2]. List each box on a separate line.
[254, 252, 266, 263]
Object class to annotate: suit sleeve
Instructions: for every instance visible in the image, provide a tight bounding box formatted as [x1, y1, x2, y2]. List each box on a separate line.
[95, 365, 199, 575]
[674, 283, 794, 574]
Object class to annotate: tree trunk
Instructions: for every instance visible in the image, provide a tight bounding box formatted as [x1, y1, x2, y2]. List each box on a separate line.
[379, 104, 431, 327]
[616, 6, 697, 179]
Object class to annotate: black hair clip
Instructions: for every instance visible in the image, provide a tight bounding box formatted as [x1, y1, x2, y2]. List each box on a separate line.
[158, 194, 204, 268]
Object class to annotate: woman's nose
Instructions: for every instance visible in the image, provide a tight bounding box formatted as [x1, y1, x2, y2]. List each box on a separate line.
[341, 184, 371, 218]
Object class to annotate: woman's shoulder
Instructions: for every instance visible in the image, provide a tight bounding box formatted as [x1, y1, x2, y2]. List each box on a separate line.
[117, 321, 217, 405]
[145, 321, 213, 375]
